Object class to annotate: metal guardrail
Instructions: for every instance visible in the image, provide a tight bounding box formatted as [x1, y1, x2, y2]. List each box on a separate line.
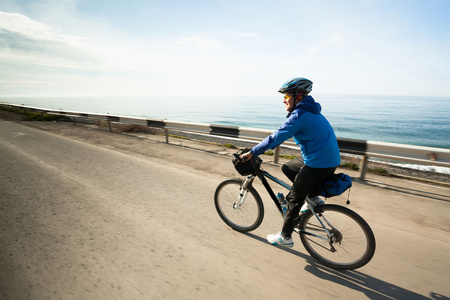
[2, 103, 449, 180]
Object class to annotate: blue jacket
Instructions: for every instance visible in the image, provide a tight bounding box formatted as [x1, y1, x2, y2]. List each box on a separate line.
[250, 96, 341, 168]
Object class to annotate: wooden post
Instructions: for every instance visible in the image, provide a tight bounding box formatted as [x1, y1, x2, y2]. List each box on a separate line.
[165, 129, 169, 144]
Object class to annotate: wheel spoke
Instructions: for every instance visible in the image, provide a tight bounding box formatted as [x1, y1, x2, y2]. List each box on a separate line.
[299, 204, 375, 270]
[214, 179, 264, 232]
[306, 237, 334, 252]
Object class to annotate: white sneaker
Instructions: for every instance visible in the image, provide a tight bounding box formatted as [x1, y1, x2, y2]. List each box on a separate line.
[267, 232, 294, 248]
[301, 196, 324, 213]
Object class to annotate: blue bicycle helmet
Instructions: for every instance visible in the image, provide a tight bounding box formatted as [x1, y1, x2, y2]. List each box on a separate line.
[278, 77, 313, 94]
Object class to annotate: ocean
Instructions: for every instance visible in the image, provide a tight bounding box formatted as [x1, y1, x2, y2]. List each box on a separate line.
[1, 94, 449, 173]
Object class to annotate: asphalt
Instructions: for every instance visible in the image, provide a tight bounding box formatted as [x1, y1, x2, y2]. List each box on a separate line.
[1, 112, 449, 299]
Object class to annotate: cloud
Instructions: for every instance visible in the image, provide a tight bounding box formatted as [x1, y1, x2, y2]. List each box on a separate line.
[0, 11, 55, 40]
[0, 12, 103, 69]
[0, 11, 161, 73]
[0, 11, 94, 51]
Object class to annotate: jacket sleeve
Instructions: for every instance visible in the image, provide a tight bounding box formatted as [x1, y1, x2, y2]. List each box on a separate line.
[250, 115, 303, 156]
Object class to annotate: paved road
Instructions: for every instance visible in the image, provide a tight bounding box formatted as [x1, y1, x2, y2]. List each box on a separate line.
[0, 119, 449, 299]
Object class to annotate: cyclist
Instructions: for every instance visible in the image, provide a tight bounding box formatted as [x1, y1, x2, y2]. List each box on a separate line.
[240, 77, 341, 248]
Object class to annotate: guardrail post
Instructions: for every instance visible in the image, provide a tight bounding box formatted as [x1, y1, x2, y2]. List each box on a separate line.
[274, 146, 280, 164]
[358, 155, 369, 180]
[108, 120, 112, 132]
[165, 129, 169, 144]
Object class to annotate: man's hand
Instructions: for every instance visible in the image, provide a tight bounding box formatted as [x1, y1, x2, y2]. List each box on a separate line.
[240, 151, 253, 161]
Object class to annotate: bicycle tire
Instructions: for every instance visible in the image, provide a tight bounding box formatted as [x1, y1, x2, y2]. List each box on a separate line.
[214, 178, 264, 232]
[298, 204, 376, 270]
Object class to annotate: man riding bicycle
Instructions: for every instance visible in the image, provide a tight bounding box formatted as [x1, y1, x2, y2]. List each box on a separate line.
[240, 77, 341, 248]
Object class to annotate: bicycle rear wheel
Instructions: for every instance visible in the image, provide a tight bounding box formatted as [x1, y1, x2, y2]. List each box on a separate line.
[214, 178, 264, 232]
[298, 204, 375, 270]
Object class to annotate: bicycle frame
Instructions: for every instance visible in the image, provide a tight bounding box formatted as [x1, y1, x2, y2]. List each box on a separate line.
[239, 168, 294, 217]
[240, 168, 334, 242]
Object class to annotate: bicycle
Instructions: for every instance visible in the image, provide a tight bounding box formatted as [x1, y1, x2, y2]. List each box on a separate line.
[214, 152, 376, 270]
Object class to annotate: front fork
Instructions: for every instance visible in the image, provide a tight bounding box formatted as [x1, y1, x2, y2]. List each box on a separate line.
[234, 176, 255, 208]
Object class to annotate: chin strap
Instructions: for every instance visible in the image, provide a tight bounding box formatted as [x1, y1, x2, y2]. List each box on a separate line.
[288, 92, 297, 114]
[289, 92, 305, 114]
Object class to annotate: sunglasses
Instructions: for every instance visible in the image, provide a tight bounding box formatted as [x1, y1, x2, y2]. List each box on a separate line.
[284, 94, 294, 100]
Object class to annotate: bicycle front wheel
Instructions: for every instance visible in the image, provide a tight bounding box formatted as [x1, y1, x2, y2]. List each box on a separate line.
[298, 204, 376, 270]
[214, 178, 264, 232]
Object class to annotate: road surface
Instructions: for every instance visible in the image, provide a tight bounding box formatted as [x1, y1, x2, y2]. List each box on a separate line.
[0, 118, 449, 299]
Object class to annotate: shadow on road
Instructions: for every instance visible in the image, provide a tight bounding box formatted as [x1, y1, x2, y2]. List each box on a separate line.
[243, 232, 448, 300]
[303, 263, 447, 300]
[242, 232, 317, 263]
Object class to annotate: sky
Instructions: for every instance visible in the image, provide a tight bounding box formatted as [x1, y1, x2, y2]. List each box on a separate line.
[0, 0, 449, 98]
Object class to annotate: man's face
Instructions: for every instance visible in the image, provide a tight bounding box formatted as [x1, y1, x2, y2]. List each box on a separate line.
[283, 94, 295, 112]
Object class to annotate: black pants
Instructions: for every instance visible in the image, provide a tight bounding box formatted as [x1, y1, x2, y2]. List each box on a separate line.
[281, 158, 336, 237]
